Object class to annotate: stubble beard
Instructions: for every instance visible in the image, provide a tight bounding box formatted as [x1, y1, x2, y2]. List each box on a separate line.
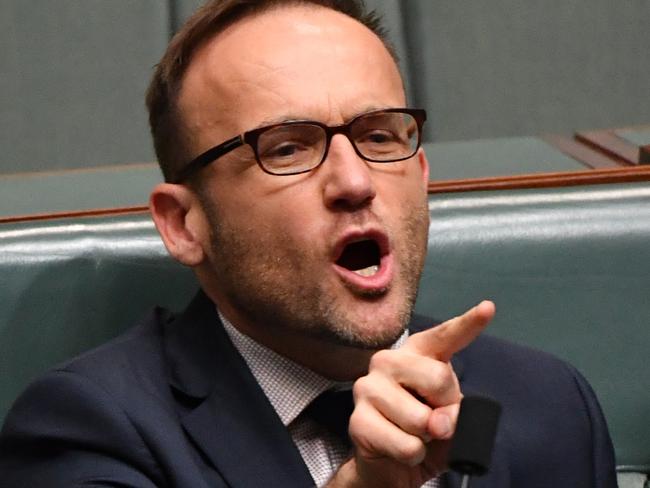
[202, 197, 429, 351]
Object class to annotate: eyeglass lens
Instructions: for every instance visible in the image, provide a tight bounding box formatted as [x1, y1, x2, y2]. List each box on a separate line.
[257, 124, 326, 174]
[256, 111, 419, 175]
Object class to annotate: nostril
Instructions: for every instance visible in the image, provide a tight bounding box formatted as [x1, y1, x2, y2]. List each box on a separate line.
[327, 191, 375, 212]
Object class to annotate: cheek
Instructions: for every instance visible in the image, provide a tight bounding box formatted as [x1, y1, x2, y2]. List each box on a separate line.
[230, 195, 323, 251]
[378, 173, 428, 213]
[273, 209, 323, 253]
[252, 182, 324, 234]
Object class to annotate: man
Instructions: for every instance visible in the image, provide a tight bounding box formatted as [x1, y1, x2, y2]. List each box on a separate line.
[0, 1, 616, 487]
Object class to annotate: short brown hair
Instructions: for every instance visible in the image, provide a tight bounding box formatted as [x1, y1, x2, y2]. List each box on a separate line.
[145, 0, 395, 183]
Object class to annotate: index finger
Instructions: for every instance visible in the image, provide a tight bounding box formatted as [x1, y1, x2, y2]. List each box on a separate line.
[406, 300, 495, 361]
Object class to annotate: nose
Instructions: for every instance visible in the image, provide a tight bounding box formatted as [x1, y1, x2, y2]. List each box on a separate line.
[321, 134, 376, 211]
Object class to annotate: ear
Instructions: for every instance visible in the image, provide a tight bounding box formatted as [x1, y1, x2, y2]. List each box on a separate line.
[149, 183, 206, 267]
[417, 147, 430, 188]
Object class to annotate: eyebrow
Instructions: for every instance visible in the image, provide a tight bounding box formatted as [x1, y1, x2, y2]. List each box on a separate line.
[250, 114, 307, 130]
[249, 105, 395, 130]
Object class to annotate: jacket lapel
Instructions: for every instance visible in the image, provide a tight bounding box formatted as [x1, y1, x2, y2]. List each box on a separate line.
[164, 291, 314, 487]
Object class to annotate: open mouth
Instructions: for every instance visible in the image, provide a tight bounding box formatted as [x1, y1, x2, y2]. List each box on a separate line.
[335, 238, 382, 277]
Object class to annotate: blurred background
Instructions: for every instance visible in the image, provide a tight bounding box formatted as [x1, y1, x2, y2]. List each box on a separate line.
[1, 0, 649, 174]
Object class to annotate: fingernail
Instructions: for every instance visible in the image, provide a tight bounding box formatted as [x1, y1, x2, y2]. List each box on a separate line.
[438, 415, 452, 437]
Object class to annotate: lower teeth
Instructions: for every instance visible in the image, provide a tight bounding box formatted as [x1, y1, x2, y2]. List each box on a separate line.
[354, 265, 379, 277]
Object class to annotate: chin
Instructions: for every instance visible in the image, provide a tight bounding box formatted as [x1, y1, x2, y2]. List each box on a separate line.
[317, 299, 412, 350]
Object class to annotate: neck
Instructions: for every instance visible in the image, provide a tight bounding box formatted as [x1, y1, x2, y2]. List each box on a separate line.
[206, 289, 377, 381]
[236, 314, 377, 381]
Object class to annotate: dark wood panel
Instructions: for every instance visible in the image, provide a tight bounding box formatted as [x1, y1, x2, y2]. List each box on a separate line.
[428, 166, 650, 194]
[575, 126, 650, 165]
[540, 134, 621, 169]
[640, 145, 650, 164]
[0, 206, 150, 225]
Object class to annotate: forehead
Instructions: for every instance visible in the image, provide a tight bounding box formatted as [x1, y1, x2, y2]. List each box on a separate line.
[178, 4, 405, 140]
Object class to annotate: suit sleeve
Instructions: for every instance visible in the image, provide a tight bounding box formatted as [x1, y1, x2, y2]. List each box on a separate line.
[0, 369, 161, 488]
[567, 364, 619, 488]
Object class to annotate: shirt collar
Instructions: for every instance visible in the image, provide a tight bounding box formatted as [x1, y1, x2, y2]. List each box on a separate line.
[219, 308, 408, 425]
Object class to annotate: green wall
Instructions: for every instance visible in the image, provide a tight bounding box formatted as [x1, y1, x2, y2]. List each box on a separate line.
[1, 0, 649, 174]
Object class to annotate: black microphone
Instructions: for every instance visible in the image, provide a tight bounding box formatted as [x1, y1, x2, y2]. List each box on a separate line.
[448, 395, 502, 488]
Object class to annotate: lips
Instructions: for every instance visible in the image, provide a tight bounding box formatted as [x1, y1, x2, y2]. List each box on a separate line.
[332, 229, 393, 293]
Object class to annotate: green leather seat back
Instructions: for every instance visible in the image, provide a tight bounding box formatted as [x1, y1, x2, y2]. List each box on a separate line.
[1, 182, 648, 477]
[0, 215, 197, 421]
[416, 181, 650, 474]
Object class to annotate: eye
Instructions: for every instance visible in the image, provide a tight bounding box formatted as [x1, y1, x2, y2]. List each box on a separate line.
[256, 124, 325, 173]
[258, 142, 313, 171]
[263, 142, 306, 159]
[356, 129, 405, 153]
[360, 129, 399, 144]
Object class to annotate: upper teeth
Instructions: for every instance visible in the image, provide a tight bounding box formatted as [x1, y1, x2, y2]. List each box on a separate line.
[354, 265, 379, 277]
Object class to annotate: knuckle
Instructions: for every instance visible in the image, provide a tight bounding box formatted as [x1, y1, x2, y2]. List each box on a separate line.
[352, 375, 373, 399]
[438, 363, 456, 385]
[429, 363, 455, 392]
[348, 408, 369, 442]
[420, 364, 459, 406]
[368, 349, 396, 371]
[394, 436, 425, 466]
[407, 404, 432, 435]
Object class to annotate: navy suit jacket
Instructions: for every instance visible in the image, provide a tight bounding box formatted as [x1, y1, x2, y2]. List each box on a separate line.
[0, 291, 617, 487]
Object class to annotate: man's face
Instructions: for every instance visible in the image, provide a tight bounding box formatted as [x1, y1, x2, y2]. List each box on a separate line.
[178, 5, 430, 352]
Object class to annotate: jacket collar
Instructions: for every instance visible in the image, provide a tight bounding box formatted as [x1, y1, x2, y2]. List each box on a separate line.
[163, 290, 315, 487]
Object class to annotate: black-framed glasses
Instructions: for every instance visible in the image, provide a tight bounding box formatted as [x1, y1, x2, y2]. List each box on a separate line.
[173, 108, 426, 183]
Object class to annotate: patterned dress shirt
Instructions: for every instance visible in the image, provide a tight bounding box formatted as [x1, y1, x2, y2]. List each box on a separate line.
[220, 310, 441, 487]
